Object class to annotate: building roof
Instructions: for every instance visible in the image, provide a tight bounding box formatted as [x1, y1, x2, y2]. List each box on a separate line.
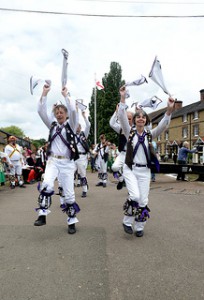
[149, 100, 204, 124]
[172, 100, 204, 118]
[148, 107, 167, 123]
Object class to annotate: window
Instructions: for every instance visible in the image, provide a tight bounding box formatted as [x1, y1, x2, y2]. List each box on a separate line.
[157, 135, 161, 141]
[193, 111, 198, 120]
[193, 125, 199, 136]
[165, 131, 169, 140]
[182, 114, 187, 122]
[182, 127, 188, 138]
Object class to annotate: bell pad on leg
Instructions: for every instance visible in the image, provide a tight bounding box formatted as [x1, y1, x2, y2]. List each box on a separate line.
[37, 190, 54, 209]
[62, 202, 80, 217]
[80, 177, 88, 186]
[123, 199, 139, 216]
[135, 206, 150, 222]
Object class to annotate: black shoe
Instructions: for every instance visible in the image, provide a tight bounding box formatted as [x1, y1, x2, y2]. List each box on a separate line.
[19, 185, 26, 188]
[182, 179, 188, 181]
[96, 182, 103, 186]
[123, 223, 133, 234]
[81, 191, 87, 198]
[34, 215, 46, 226]
[103, 183, 106, 188]
[117, 181, 124, 190]
[135, 230, 144, 237]
[68, 223, 76, 234]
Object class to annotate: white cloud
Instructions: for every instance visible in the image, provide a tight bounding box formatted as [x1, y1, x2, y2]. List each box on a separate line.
[0, 0, 204, 139]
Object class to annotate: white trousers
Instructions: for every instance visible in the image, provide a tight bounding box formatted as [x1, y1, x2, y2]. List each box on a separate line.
[10, 160, 22, 176]
[97, 158, 108, 183]
[40, 157, 78, 224]
[10, 160, 23, 185]
[122, 164, 151, 232]
[75, 154, 88, 192]
[111, 151, 125, 181]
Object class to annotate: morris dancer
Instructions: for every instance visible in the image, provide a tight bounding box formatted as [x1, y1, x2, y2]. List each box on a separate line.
[109, 104, 133, 190]
[4, 136, 25, 189]
[118, 85, 175, 237]
[74, 110, 91, 198]
[94, 134, 110, 188]
[34, 83, 80, 234]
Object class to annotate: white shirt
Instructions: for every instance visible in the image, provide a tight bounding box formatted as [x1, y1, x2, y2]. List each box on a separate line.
[118, 102, 171, 165]
[38, 95, 77, 158]
[4, 144, 22, 161]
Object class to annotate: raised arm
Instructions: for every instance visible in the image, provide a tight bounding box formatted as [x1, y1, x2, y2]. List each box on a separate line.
[82, 111, 91, 138]
[109, 105, 121, 134]
[62, 87, 78, 133]
[151, 97, 175, 139]
[117, 85, 131, 140]
[37, 84, 53, 128]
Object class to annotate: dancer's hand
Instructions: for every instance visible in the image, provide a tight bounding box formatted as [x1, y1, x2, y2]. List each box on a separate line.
[119, 85, 126, 103]
[61, 86, 68, 97]
[166, 97, 175, 115]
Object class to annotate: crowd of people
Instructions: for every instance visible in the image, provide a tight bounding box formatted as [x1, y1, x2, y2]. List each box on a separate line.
[1, 82, 179, 238]
[1, 141, 47, 188]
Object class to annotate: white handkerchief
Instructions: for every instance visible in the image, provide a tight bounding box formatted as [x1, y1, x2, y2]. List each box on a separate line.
[76, 99, 87, 111]
[149, 56, 171, 96]
[132, 96, 162, 110]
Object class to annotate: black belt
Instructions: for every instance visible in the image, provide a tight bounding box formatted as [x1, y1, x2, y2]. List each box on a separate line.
[78, 152, 86, 155]
[135, 163, 148, 167]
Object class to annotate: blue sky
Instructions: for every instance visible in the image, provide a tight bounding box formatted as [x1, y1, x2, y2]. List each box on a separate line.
[0, 0, 204, 139]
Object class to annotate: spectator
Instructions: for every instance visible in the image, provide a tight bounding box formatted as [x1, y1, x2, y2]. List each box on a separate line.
[177, 141, 197, 181]
[4, 136, 25, 189]
[173, 152, 177, 164]
[21, 150, 32, 184]
[89, 144, 96, 173]
[0, 151, 13, 186]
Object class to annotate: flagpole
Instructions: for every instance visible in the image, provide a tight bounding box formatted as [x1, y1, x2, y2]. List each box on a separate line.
[94, 73, 97, 145]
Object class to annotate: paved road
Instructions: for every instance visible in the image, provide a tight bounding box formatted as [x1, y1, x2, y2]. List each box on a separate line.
[0, 172, 204, 300]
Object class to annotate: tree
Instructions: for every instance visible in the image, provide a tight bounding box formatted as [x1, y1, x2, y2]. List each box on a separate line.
[88, 62, 125, 145]
[31, 138, 47, 150]
[0, 125, 25, 138]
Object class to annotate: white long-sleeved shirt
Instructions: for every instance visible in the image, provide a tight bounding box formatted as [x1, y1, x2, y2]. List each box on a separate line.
[37, 95, 77, 158]
[76, 117, 91, 153]
[109, 111, 121, 134]
[83, 117, 91, 139]
[4, 144, 23, 161]
[118, 102, 171, 165]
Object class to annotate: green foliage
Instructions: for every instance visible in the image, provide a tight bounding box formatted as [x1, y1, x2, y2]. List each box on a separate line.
[0, 125, 25, 138]
[31, 138, 47, 149]
[88, 62, 125, 145]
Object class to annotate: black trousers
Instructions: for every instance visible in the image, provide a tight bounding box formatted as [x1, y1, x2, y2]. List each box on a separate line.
[177, 160, 186, 180]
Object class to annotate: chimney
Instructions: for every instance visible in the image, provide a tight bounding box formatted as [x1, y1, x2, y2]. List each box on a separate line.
[200, 89, 204, 101]
[174, 100, 182, 110]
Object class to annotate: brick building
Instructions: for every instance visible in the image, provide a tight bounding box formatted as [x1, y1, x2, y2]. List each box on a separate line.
[149, 89, 204, 163]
